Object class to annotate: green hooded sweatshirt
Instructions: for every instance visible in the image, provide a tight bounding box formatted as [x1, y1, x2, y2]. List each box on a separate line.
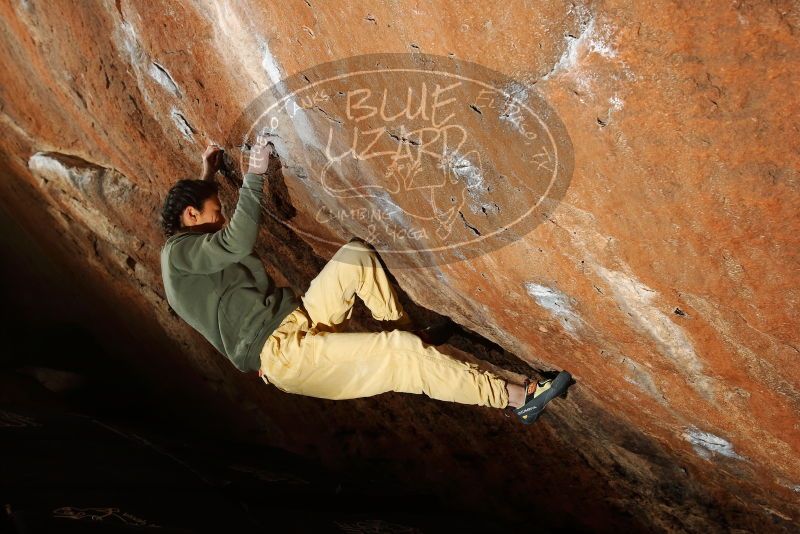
[160, 172, 300, 372]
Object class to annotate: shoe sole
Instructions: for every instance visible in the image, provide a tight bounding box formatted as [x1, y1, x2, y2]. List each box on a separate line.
[514, 371, 572, 425]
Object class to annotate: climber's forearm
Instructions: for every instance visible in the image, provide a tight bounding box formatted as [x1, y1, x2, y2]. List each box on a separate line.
[199, 166, 217, 181]
[167, 172, 265, 273]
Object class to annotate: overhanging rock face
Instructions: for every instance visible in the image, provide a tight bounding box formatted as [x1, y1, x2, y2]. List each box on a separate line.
[1, 1, 798, 531]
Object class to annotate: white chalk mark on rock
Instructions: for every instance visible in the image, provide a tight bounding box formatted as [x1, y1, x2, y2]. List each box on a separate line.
[170, 108, 195, 140]
[539, 4, 636, 92]
[540, 3, 594, 81]
[257, 36, 323, 153]
[596, 267, 715, 400]
[683, 427, 745, 461]
[148, 62, 181, 97]
[524, 282, 582, 337]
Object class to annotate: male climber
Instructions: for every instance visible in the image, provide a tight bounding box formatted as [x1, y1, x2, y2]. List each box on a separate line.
[159, 141, 572, 424]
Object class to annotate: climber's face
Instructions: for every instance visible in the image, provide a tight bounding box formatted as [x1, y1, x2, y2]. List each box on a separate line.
[180, 194, 226, 233]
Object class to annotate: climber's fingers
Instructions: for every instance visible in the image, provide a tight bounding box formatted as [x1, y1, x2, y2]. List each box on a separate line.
[246, 143, 270, 174]
[202, 143, 222, 159]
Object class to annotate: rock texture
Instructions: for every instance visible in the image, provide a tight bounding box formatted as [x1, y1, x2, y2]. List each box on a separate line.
[1, 1, 798, 531]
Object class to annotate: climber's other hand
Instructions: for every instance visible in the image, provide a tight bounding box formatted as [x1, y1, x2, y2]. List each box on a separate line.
[246, 142, 270, 175]
[201, 144, 224, 180]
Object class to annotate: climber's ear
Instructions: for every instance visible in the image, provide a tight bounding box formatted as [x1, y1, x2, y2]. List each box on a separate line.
[181, 204, 200, 227]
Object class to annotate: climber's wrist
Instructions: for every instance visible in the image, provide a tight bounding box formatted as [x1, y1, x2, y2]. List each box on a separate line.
[199, 166, 217, 181]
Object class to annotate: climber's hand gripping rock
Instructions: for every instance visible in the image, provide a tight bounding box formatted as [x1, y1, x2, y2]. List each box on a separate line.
[200, 144, 224, 181]
[247, 137, 276, 175]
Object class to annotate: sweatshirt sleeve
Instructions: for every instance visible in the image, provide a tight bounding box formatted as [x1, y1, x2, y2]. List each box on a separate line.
[168, 173, 266, 274]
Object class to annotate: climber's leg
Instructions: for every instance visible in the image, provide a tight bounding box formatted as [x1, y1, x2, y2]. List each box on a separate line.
[506, 381, 532, 408]
[299, 239, 409, 331]
[261, 238, 509, 408]
[262, 326, 509, 408]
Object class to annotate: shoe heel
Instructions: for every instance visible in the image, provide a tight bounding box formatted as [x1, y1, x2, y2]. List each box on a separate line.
[559, 378, 576, 399]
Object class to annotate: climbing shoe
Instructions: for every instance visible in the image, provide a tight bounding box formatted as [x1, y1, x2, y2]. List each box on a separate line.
[513, 371, 573, 425]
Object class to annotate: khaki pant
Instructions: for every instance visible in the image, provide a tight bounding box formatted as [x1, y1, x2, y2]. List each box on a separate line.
[258, 240, 509, 409]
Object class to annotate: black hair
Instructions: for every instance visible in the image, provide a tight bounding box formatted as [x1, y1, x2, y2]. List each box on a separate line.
[160, 179, 220, 237]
